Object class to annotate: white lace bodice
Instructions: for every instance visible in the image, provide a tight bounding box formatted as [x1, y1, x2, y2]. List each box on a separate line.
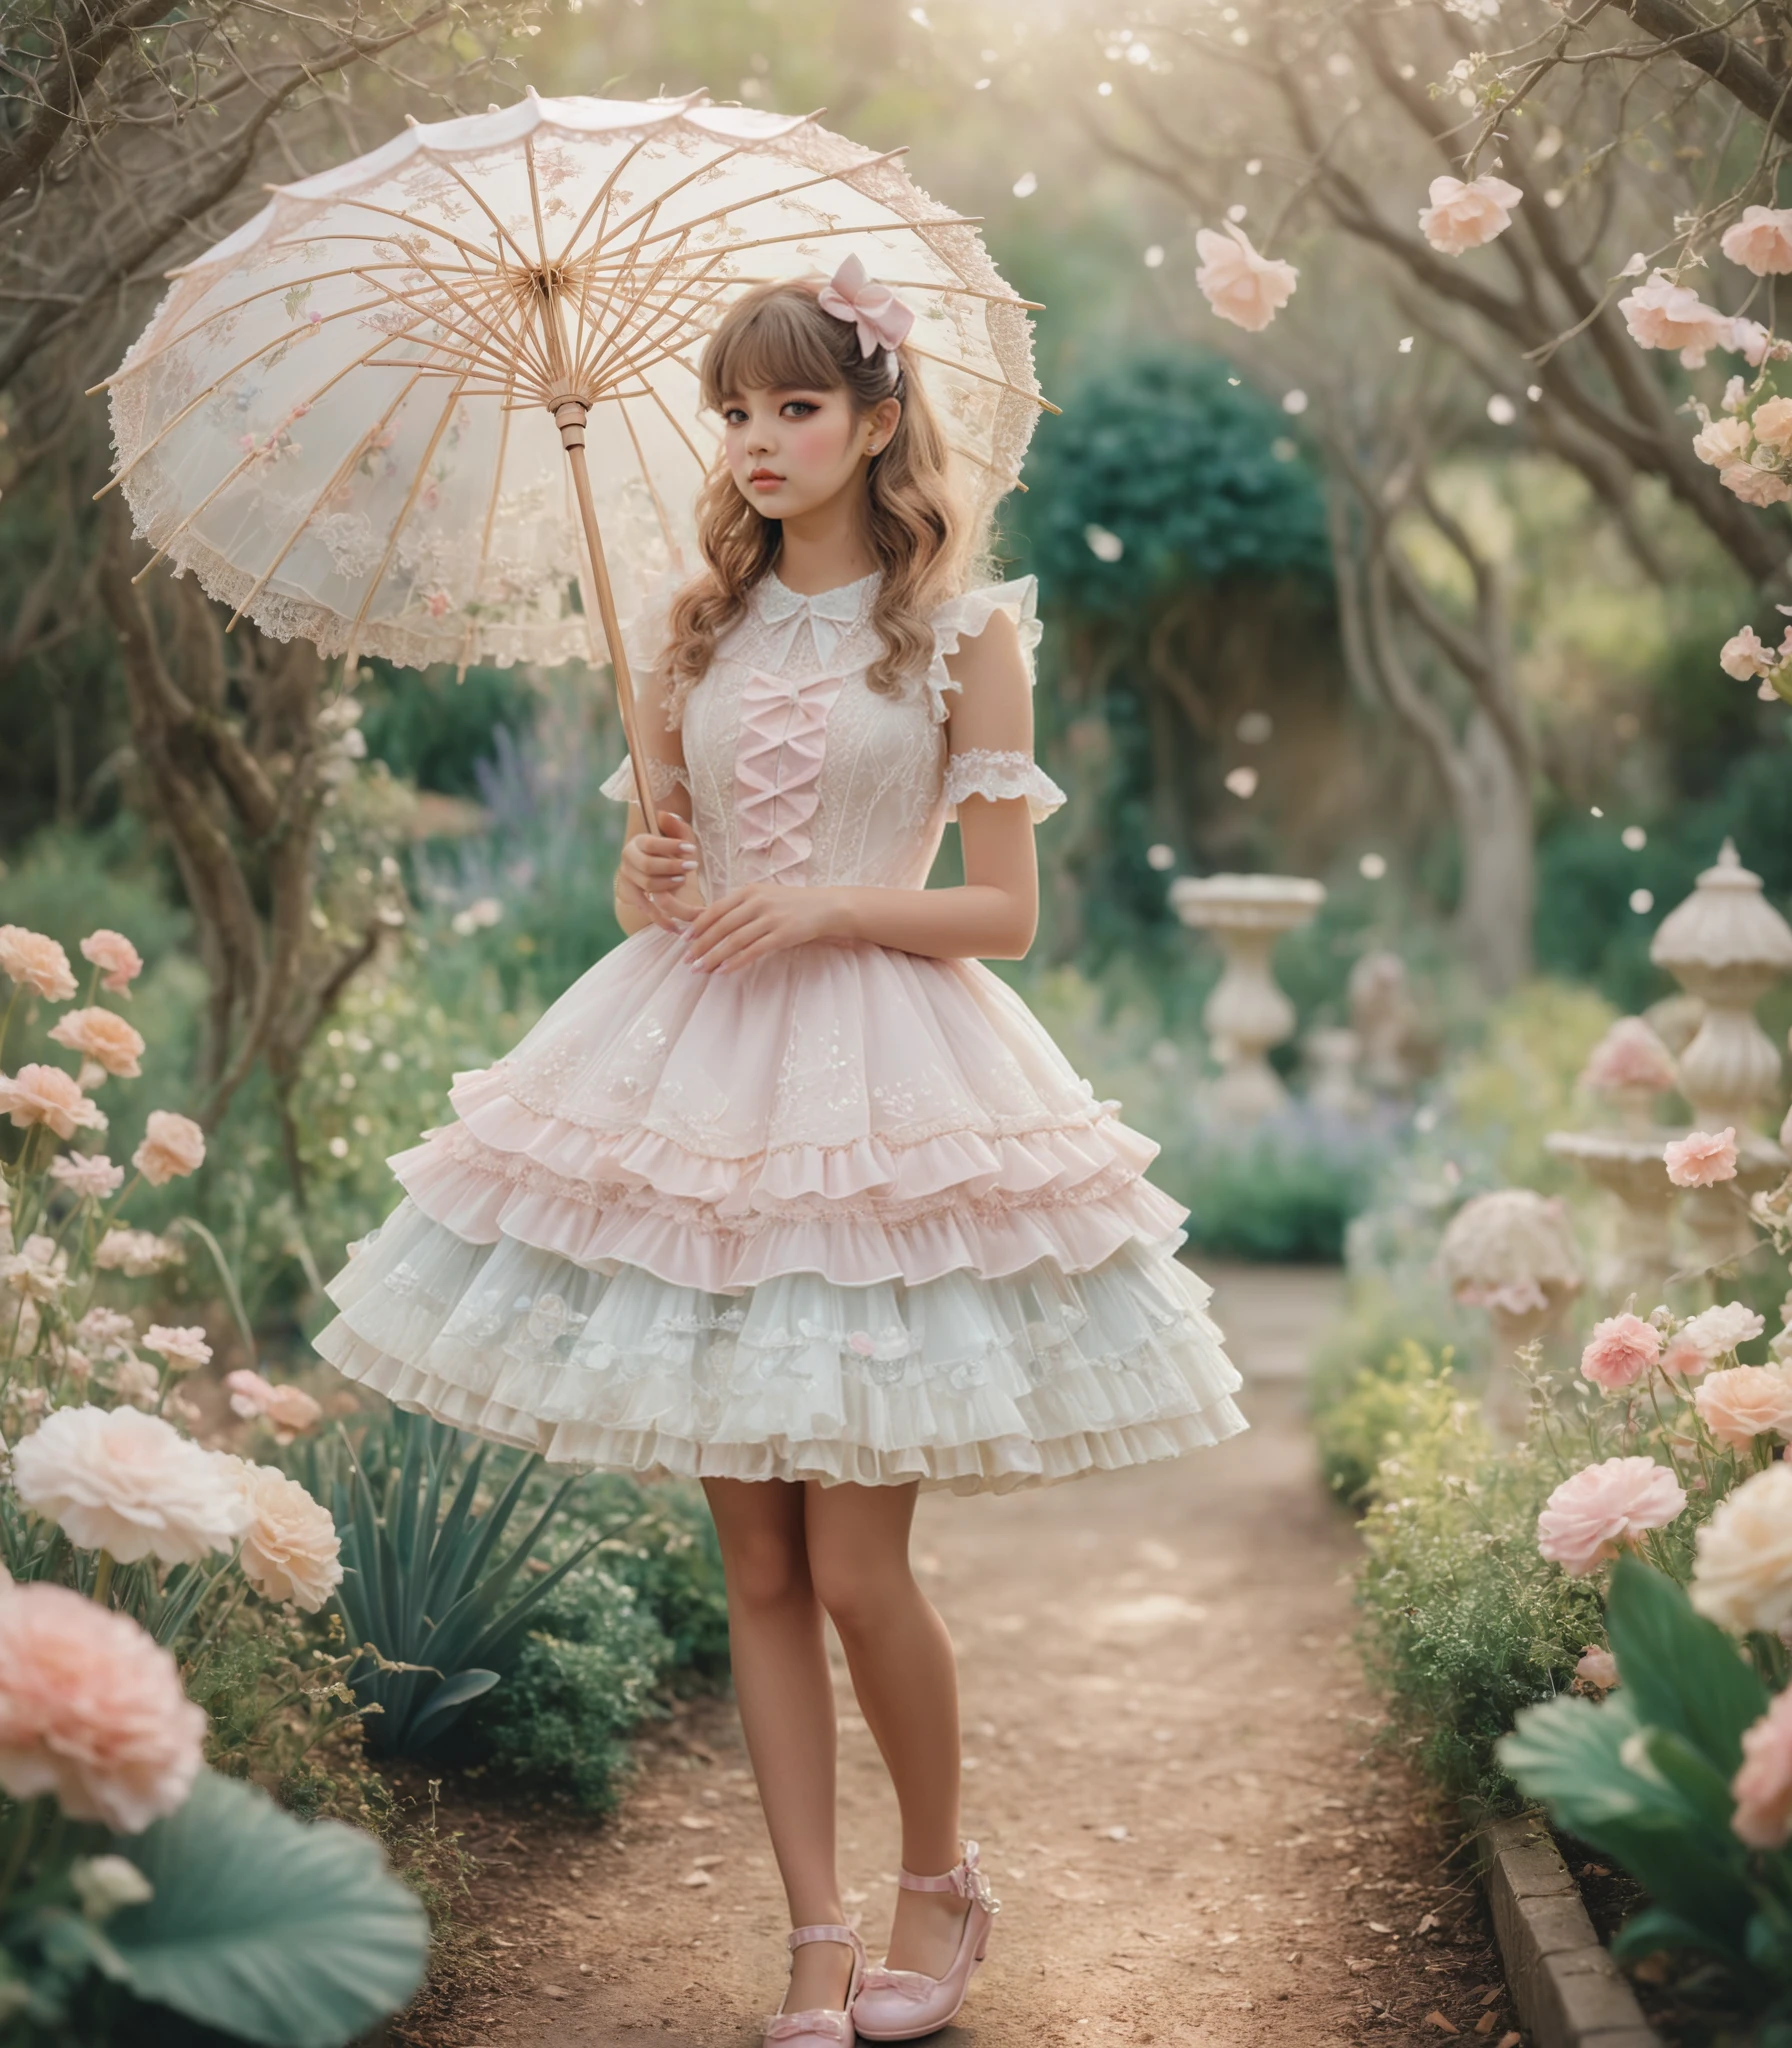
[597, 570, 1065, 895]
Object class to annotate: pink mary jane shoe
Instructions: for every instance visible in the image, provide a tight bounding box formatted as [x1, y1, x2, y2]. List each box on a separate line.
[763, 1922, 868, 2044]
[851, 1840, 1000, 2041]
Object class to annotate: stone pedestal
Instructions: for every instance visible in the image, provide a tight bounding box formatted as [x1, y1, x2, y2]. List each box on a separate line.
[1170, 874, 1324, 1124]
[1543, 1131, 1677, 1310]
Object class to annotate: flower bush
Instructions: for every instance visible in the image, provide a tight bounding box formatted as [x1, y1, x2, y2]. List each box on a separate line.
[0, 924, 425, 2045]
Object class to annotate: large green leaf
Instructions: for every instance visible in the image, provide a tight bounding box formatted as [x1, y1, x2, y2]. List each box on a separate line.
[107, 1768, 429, 2048]
[1498, 1693, 1757, 1946]
[1606, 1555, 1768, 1775]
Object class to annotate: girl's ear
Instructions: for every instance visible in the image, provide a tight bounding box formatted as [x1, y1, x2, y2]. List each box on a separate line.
[865, 395, 902, 458]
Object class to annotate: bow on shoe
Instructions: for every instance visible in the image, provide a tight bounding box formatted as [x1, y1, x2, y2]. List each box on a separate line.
[817, 254, 916, 360]
[951, 1838, 999, 1914]
[762, 2010, 855, 2042]
[856, 1964, 944, 2004]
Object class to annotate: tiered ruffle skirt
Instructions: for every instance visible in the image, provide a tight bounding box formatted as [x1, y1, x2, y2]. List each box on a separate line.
[313, 929, 1248, 1493]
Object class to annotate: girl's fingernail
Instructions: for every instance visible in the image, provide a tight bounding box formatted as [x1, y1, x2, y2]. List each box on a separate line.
[681, 842, 697, 855]
[681, 859, 697, 871]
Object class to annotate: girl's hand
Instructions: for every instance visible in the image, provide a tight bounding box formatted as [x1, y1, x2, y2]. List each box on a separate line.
[682, 882, 844, 973]
[619, 806, 704, 933]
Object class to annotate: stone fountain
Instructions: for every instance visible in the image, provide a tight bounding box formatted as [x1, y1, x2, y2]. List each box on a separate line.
[1545, 1016, 1682, 1310]
[1650, 840, 1792, 1276]
[1169, 873, 1326, 1122]
[1438, 1188, 1584, 1439]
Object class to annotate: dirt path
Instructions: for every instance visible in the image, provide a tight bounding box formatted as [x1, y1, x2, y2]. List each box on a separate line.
[398, 1264, 1516, 2048]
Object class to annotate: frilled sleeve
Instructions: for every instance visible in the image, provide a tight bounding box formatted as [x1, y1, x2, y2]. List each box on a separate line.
[928, 575, 1066, 824]
[597, 753, 689, 805]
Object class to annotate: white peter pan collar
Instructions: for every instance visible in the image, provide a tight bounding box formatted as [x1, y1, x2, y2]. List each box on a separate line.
[751, 568, 879, 667]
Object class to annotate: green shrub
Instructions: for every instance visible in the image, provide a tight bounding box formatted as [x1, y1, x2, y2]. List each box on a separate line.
[1348, 1347, 1605, 1813]
[1313, 1338, 1460, 1509]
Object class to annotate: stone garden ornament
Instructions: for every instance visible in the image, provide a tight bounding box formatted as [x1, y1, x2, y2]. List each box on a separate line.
[95, 90, 1050, 819]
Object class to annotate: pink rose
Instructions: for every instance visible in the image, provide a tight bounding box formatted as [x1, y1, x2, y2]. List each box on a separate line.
[1665, 1127, 1739, 1188]
[1754, 397, 1792, 453]
[1721, 625, 1778, 681]
[1722, 205, 1792, 277]
[47, 1008, 145, 1080]
[0, 1579, 206, 1832]
[48, 1152, 124, 1201]
[1695, 1366, 1792, 1452]
[0, 1064, 106, 1140]
[93, 1228, 175, 1276]
[1720, 461, 1792, 508]
[1417, 173, 1524, 255]
[1575, 1646, 1620, 1691]
[224, 1369, 323, 1444]
[1579, 1017, 1678, 1095]
[1661, 1330, 1712, 1378]
[1619, 271, 1739, 368]
[1581, 1311, 1662, 1391]
[1734, 1686, 1792, 1848]
[214, 1458, 343, 1611]
[132, 1109, 205, 1186]
[142, 1325, 212, 1373]
[1194, 222, 1297, 332]
[79, 930, 143, 997]
[1537, 1456, 1687, 1577]
[0, 926, 76, 1003]
[1733, 318, 1776, 368]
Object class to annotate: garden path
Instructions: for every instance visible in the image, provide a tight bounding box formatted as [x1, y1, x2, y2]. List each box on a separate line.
[402, 1263, 1516, 2048]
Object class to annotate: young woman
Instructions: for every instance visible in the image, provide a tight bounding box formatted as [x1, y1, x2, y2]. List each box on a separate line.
[314, 261, 1248, 2045]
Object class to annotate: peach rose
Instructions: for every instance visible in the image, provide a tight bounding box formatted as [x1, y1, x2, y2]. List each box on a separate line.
[1580, 1311, 1662, 1391]
[1194, 222, 1297, 332]
[224, 1369, 324, 1444]
[1536, 1456, 1686, 1576]
[1661, 1330, 1712, 1378]
[1666, 1127, 1739, 1187]
[1418, 172, 1524, 255]
[1619, 271, 1738, 367]
[215, 1458, 343, 1612]
[142, 1325, 211, 1373]
[48, 1008, 144, 1080]
[132, 1109, 204, 1187]
[0, 1064, 106, 1140]
[0, 926, 76, 1003]
[1695, 1366, 1792, 1452]
[1721, 462, 1792, 507]
[0, 1579, 206, 1832]
[1734, 1686, 1792, 1847]
[1721, 626, 1777, 681]
[49, 1152, 124, 1201]
[10, 1404, 252, 1565]
[1722, 205, 1792, 276]
[1691, 1463, 1792, 1635]
[1754, 396, 1792, 453]
[1579, 1017, 1678, 1095]
[1693, 415, 1754, 468]
[78, 930, 143, 998]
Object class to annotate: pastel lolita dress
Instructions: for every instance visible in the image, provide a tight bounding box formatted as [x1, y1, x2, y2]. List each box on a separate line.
[313, 569, 1249, 1491]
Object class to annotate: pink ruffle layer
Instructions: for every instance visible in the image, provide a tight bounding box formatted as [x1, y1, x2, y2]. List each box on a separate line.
[389, 924, 1194, 1293]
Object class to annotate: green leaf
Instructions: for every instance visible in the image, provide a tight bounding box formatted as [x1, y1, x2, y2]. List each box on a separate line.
[1612, 1904, 1747, 1971]
[405, 1667, 499, 1749]
[107, 1768, 428, 2048]
[1606, 1554, 1768, 1774]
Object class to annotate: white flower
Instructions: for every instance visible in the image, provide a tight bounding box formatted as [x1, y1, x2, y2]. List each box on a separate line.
[142, 1325, 212, 1373]
[107, 1357, 162, 1411]
[3, 1234, 68, 1303]
[10, 1405, 252, 1565]
[1692, 415, 1754, 468]
[1682, 1302, 1768, 1360]
[1691, 1463, 1792, 1636]
[1193, 222, 1297, 331]
[71, 1854, 154, 1919]
[1418, 173, 1524, 254]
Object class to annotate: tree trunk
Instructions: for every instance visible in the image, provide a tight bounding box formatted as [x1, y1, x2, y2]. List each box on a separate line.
[1452, 708, 1534, 997]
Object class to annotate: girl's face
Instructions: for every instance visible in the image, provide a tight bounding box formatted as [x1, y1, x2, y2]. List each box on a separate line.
[719, 381, 899, 524]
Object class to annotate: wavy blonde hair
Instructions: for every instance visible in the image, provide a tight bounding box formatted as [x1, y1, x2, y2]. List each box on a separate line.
[652, 278, 987, 725]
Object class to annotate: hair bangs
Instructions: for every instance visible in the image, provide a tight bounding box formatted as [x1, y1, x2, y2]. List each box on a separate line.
[700, 289, 850, 410]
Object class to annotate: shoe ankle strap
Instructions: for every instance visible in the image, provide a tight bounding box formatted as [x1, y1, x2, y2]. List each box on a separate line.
[788, 1923, 866, 1961]
[897, 1838, 994, 1906]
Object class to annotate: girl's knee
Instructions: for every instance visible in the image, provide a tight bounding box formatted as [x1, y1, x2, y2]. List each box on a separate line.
[809, 1553, 914, 1639]
[721, 1523, 813, 1611]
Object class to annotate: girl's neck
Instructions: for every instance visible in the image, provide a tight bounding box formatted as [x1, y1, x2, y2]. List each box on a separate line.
[772, 495, 878, 597]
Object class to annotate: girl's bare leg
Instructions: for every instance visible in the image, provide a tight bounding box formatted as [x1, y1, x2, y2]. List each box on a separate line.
[804, 1480, 973, 1977]
[701, 1477, 856, 2015]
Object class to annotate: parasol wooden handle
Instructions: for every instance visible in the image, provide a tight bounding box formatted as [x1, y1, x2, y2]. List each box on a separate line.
[554, 399, 659, 829]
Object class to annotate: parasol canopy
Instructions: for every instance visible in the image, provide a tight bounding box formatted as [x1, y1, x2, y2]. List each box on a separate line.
[98, 90, 1048, 706]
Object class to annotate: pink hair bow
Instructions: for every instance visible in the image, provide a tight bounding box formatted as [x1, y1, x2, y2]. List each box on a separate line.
[817, 253, 916, 360]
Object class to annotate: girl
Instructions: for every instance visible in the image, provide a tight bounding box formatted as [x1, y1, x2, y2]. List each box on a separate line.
[314, 261, 1248, 2045]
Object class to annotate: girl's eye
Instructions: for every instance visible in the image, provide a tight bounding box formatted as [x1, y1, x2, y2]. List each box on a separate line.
[782, 401, 818, 418]
[722, 407, 746, 425]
